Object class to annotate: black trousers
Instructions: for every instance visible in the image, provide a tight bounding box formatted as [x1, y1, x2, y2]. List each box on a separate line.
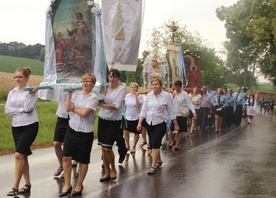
[234, 105, 243, 126]
[199, 107, 209, 131]
[223, 106, 234, 128]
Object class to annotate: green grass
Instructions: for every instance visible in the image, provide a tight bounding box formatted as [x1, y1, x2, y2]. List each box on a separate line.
[0, 55, 44, 75]
[0, 100, 100, 154]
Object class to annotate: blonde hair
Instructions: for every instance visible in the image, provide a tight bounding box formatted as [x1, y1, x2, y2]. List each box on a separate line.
[82, 73, 96, 83]
[129, 82, 139, 90]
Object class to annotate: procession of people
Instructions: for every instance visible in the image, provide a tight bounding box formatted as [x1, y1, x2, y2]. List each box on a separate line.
[4, 67, 274, 197]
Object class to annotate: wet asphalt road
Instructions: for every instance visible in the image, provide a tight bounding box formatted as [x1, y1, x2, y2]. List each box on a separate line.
[0, 112, 276, 198]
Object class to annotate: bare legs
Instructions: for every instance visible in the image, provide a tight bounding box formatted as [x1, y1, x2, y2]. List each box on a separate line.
[124, 130, 140, 153]
[53, 141, 63, 170]
[61, 156, 72, 192]
[12, 152, 31, 190]
[189, 119, 197, 134]
[102, 147, 117, 179]
[123, 130, 130, 151]
[169, 132, 182, 149]
[141, 127, 147, 144]
[151, 148, 161, 168]
[214, 115, 222, 132]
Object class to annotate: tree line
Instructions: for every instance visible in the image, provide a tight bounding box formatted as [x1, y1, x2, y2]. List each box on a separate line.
[0, 42, 45, 61]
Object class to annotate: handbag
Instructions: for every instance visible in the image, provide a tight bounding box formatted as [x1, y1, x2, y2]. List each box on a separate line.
[181, 107, 190, 117]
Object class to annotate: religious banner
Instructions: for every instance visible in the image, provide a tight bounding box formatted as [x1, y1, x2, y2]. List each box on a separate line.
[142, 48, 169, 88]
[101, 0, 143, 71]
[183, 51, 201, 88]
[167, 42, 186, 84]
[52, 0, 93, 83]
[38, 0, 105, 101]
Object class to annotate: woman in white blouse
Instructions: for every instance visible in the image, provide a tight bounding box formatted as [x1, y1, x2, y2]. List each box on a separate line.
[5, 67, 39, 196]
[137, 77, 179, 175]
[124, 82, 143, 153]
[189, 87, 202, 136]
[60, 73, 99, 196]
[98, 69, 127, 182]
[169, 80, 196, 150]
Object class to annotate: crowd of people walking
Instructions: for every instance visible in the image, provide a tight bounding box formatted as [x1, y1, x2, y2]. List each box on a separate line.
[4, 68, 274, 197]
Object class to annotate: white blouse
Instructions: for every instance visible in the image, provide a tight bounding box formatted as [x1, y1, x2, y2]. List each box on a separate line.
[56, 102, 69, 119]
[189, 93, 202, 110]
[98, 84, 127, 121]
[140, 90, 176, 126]
[124, 93, 143, 120]
[173, 90, 195, 116]
[69, 91, 99, 133]
[5, 87, 38, 127]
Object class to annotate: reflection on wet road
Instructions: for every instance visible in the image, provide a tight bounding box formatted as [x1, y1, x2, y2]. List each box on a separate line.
[0, 113, 275, 197]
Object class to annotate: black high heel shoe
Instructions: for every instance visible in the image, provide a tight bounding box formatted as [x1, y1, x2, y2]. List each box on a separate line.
[72, 185, 83, 196]
[59, 186, 72, 197]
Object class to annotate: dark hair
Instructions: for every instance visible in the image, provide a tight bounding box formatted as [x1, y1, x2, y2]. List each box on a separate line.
[249, 94, 254, 99]
[15, 67, 31, 78]
[75, 12, 83, 20]
[174, 80, 182, 87]
[109, 69, 120, 78]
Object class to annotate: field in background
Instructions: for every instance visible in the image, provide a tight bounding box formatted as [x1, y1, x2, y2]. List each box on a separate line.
[0, 72, 44, 100]
[0, 55, 44, 75]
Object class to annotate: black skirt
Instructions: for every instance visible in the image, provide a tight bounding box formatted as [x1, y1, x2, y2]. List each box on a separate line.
[53, 117, 69, 142]
[170, 116, 187, 133]
[63, 127, 93, 164]
[12, 122, 39, 155]
[144, 121, 166, 149]
[97, 117, 122, 148]
[125, 120, 141, 134]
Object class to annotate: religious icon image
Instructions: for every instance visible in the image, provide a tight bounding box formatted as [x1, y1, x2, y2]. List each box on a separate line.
[55, 32, 67, 68]
[171, 58, 180, 82]
[66, 12, 91, 73]
[111, 3, 125, 41]
[184, 54, 199, 88]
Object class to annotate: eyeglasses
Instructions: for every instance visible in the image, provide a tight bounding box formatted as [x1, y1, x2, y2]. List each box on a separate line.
[81, 80, 92, 83]
[13, 76, 25, 79]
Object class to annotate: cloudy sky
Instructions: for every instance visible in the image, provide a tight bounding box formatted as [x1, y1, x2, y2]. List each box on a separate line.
[0, 0, 238, 55]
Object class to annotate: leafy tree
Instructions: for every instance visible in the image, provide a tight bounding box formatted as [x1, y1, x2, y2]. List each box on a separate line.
[216, 0, 276, 86]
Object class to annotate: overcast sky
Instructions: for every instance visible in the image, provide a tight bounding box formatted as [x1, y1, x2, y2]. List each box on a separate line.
[0, 0, 238, 54]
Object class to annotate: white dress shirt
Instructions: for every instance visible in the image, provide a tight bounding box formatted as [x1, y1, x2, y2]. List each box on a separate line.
[98, 84, 127, 121]
[173, 90, 196, 116]
[56, 102, 69, 118]
[5, 87, 38, 127]
[124, 93, 143, 120]
[189, 93, 202, 109]
[68, 91, 99, 133]
[140, 90, 176, 125]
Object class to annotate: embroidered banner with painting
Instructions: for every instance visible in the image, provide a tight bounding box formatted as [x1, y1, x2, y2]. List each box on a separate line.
[38, 1, 105, 101]
[102, 0, 142, 71]
[167, 43, 181, 83]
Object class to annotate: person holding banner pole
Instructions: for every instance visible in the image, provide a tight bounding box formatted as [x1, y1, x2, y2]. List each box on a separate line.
[52, 102, 78, 179]
[60, 73, 99, 196]
[98, 69, 127, 182]
[5, 67, 39, 196]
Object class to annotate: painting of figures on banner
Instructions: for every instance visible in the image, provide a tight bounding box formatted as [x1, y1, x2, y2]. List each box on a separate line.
[184, 52, 201, 88]
[53, 0, 93, 83]
[101, 0, 142, 71]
